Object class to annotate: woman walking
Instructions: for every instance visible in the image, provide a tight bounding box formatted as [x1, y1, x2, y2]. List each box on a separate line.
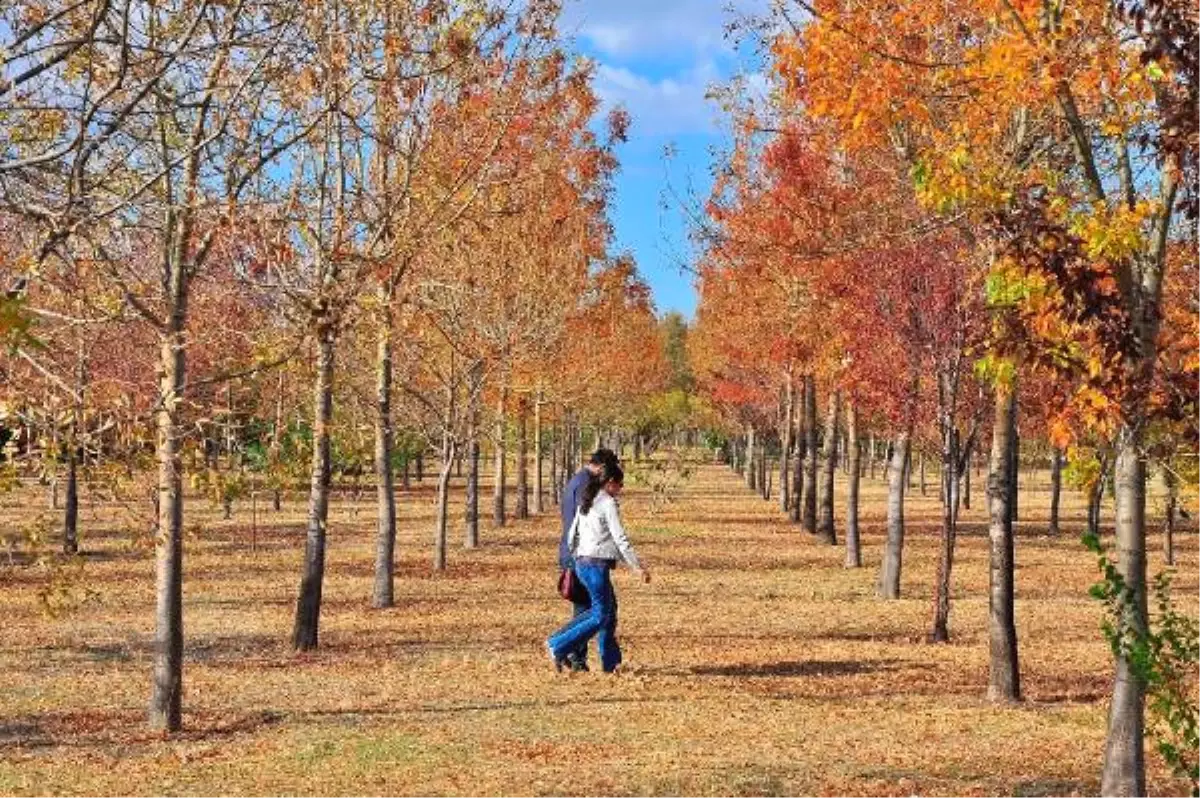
[546, 464, 650, 673]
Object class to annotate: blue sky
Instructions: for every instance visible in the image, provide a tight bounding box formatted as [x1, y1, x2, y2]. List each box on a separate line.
[560, 1, 766, 319]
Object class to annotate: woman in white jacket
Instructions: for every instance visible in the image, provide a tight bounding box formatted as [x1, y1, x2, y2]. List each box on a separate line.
[546, 464, 650, 673]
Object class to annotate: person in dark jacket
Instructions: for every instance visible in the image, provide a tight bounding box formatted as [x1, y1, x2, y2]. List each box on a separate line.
[558, 447, 619, 671]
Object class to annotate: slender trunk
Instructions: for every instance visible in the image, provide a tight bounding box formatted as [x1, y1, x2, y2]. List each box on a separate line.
[1101, 427, 1149, 795]
[1009, 427, 1019, 524]
[293, 323, 335, 652]
[845, 402, 861, 568]
[746, 426, 756, 490]
[434, 433, 456, 571]
[271, 370, 284, 512]
[930, 415, 961, 643]
[1049, 447, 1063, 536]
[963, 459, 971, 510]
[464, 364, 483, 548]
[372, 295, 397, 609]
[534, 393, 544, 515]
[817, 389, 839, 544]
[1162, 467, 1176, 566]
[791, 392, 804, 523]
[987, 382, 1020, 701]
[415, 451, 424, 482]
[760, 451, 769, 500]
[149, 275, 187, 731]
[515, 397, 529, 520]
[803, 374, 818, 533]
[549, 423, 559, 506]
[493, 388, 507, 527]
[779, 378, 793, 514]
[919, 450, 927, 496]
[868, 432, 876, 480]
[878, 429, 911, 599]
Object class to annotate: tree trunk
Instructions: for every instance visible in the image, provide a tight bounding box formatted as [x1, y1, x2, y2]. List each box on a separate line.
[148, 243, 189, 732]
[919, 449, 927, 496]
[963, 460, 971, 510]
[803, 374, 818, 533]
[534, 393, 544, 515]
[1162, 467, 1176, 566]
[1008, 427, 1019, 524]
[465, 410, 480, 549]
[930, 408, 961, 644]
[746, 426, 757, 491]
[372, 296, 397, 609]
[515, 396, 529, 520]
[1100, 427, 1149, 795]
[878, 429, 911, 599]
[817, 389, 839, 544]
[779, 377, 793, 513]
[845, 402, 861, 568]
[493, 388, 507, 527]
[434, 433, 456, 571]
[986, 381, 1020, 702]
[1049, 447, 1063, 536]
[791, 391, 805, 523]
[293, 324, 335, 652]
[549, 423, 559, 506]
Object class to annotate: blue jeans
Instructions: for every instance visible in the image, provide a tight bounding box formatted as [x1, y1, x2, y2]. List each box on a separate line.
[547, 561, 621, 672]
[568, 592, 590, 665]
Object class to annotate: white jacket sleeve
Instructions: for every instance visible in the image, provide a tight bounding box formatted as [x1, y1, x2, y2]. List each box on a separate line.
[603, 499, 642, 571]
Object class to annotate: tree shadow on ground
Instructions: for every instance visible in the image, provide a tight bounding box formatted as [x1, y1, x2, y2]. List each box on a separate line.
[686, 658, 902, 678]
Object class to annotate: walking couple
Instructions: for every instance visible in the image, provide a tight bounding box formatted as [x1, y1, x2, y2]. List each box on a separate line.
[546, 448, 650, 673]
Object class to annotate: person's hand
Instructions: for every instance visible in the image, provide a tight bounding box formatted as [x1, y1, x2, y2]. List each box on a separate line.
[640, 568, 651, 584]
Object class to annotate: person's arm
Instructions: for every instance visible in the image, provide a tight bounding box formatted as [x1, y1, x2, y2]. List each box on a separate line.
[604, 500, 646, 577]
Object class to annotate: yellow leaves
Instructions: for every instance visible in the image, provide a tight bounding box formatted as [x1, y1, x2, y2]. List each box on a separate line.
[1070, 201, 1154, 262]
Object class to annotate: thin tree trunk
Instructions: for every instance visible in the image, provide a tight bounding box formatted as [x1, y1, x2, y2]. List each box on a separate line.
[919, 449, 927, 496]
[372, 294, 397, 609]
[803, 374, 818, 533]
[868, 432, 877, 480]
[271, 370, 284, 512]
[791, 390, 805, 523]
[515, 396, 529, 520]
[149, 258, 187, 731]
[878, 429, 911, 599]
[780, 377, 793, 513]
[1049, 447, 1063, 536]
[465, 385, 480, 549]
[746, 426, 757, 491]
[534, 393, 544, 515]
[493, 388, 507, 527]
[986, 381, 1020, 701]
[549, 422, 559, 506]
[415, 451, 424, 482]
[845, 402, 861, 568]
[1162, 467, 1176, 566]
[817, 389, 839, 544]
[293, 324, 335, 652]
[963, 459, 971, 510]
[1009, 427, 1019, 524]
[1101, 427, 1149, 795]
[434, 433, 456, 571]
[930, 411, 961, 644]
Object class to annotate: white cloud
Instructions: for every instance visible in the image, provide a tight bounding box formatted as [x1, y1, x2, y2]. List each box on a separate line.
[562, 0, 768, 60]
[593, 61, 725, 138]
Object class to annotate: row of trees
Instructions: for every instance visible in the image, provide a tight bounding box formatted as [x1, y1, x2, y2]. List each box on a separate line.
[689, 0, 1196, 794]
[0, 0, 690, 733]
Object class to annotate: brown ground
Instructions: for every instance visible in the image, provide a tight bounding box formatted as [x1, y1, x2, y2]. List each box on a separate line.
[0, 457, 1195, 796]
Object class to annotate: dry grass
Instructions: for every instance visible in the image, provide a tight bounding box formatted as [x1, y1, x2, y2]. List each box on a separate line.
[0, 457, 1196, 796]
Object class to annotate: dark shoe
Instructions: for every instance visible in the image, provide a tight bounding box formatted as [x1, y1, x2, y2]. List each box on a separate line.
[546, 642, 567, 673]
[569, 658, 590, 673]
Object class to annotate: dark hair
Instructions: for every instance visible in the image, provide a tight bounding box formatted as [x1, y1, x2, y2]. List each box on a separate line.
[589, 448, 619, 469]
[581, 463, 624, 515]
